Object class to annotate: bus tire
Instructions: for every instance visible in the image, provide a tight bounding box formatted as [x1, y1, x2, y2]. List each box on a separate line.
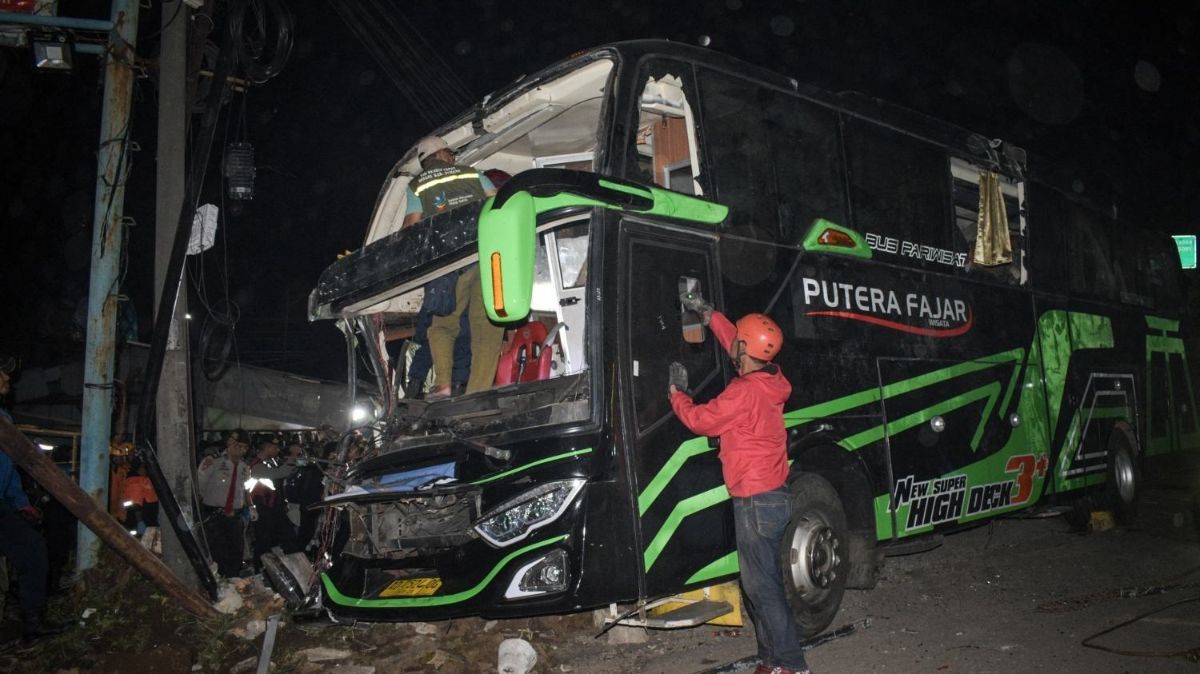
[1105, 432, 1140, 525]
[780, 472, 848, 638]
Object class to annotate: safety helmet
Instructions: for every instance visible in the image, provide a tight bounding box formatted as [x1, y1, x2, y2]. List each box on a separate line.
[415, 135, 450, 162]
[734, 313, 782, 362]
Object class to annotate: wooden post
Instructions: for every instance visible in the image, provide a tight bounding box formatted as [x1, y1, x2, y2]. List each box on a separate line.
[0, 418, 217, 619]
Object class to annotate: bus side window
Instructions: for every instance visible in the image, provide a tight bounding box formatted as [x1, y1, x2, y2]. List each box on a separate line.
[635, 61, 702, 196]
[1026, 184, 1069, 292]
[627, 237, 720, 434]
[950, 158, 1026, 285]
[843, 116, 952, 269]
[1145, 234, 1183, 310]
[1066, 203, 1119, 301]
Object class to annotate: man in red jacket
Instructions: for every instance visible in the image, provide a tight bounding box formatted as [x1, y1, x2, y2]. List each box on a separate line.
[669, 295, 810, 674]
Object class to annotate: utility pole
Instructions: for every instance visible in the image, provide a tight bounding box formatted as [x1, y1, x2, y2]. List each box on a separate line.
[78, 0, 140, 573]
[154, 0, 200, 587]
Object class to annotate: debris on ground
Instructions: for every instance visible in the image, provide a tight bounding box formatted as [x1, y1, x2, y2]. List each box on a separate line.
[498, 637, 538, 674]
[297, 646, 353, 662]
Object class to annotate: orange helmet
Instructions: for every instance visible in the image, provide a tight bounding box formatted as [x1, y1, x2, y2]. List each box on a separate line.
[734, 313, 783, 361]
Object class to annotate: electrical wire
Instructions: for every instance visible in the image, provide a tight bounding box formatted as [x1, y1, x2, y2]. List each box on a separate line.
[328, 0, 476, 127]
[228, 0, 294, 85]
[1081, 595, 1200, 661]
[326, 0, 439, 128]
[359, 0, 466, 120]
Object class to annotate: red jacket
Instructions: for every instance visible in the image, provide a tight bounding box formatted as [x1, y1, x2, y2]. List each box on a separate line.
[670, 311, 792, 497]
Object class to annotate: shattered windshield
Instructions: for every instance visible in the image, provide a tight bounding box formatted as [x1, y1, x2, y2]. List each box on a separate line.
[350, 217, 593, 459]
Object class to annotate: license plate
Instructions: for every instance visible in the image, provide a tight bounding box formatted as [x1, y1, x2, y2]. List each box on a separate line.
[380, 577, 443, 597]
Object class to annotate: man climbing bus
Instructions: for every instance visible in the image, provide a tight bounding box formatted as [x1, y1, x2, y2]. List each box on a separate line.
[668, 294, 810, 674]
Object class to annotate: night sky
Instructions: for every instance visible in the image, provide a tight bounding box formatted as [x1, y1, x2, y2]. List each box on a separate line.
[1, 0, 1197, 382]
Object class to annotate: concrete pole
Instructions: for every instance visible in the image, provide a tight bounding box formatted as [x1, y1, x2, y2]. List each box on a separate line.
[78, 0, 140, 573]
[154, 0, 201, 588]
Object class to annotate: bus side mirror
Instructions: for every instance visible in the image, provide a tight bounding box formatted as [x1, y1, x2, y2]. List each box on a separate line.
[682, 310, 705, 344]
[679, 276, 706, 344]
[479, 193, 537, 323]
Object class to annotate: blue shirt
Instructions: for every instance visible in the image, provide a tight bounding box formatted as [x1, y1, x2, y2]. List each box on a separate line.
[0, 406, 30, 511]
[0, 448, 31, 512]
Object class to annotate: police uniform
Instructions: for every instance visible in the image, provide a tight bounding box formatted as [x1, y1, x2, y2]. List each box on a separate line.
[197, 452, 252, 577]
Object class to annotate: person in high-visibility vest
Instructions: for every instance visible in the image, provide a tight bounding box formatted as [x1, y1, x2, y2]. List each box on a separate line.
[247, 437, 298, 571]
[122, 460, 160, 554]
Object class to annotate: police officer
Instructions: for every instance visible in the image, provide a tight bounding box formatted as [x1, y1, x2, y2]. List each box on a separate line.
[197, 430, 253, 577]
[0, 353, 68, 643]
[401, 136, 504, 399]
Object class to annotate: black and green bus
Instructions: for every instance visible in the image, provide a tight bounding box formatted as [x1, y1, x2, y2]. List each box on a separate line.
[297, 40, 1197, 635]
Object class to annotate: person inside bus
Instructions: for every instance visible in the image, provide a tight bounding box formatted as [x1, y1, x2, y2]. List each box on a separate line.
[668, 295, 810, 674]
[400, 136, 504, 398]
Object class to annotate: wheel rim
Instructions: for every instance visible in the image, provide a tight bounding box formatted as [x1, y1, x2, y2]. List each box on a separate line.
[788, 517, 840, 595]
[1112, 447, 1136, 505]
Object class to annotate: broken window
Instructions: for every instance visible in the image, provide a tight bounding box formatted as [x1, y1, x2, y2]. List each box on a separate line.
[951, 158, 1026, 285]
[634, 63, 702, 196]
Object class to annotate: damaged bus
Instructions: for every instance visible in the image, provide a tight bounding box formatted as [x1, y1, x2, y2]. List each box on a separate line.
[279, 40, 1198, 635]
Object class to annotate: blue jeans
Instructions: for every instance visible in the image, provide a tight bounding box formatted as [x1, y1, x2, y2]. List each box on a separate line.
[734, 488, 808, 671]
[0, 511, 49, 614]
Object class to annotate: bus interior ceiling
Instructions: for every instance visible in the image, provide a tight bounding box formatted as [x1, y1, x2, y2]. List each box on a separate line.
[455, 59, 613, 176]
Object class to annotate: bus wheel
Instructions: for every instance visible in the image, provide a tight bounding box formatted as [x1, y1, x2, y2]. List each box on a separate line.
[780, 473, 848, 638]
[1105, 434, 1140, 525]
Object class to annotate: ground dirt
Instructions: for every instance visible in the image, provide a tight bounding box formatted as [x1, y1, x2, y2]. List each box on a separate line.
[2, 484, 1197, 673]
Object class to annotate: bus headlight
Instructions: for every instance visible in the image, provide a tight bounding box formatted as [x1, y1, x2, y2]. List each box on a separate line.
[474, 479, 585, 547]
[504, 549, 569, 599]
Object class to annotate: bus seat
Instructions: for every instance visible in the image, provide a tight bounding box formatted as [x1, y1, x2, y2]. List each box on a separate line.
[494, 321, 554, 385]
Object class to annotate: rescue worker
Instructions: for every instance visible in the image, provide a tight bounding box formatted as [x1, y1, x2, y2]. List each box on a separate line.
[197, 430, 253, 577]
[283, 441, 323, 554]
[400, 135, 496, 227]
[107, 440, 132, 522]
[122, 459, 160, 554]
[247, 437, 298, 569]
[401, 136, 504, 398]
[667, 296, 811, 674]
[0, 353, 68, 643]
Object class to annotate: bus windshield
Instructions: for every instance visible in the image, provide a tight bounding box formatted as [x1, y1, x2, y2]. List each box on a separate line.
[345, 213, 594, 446]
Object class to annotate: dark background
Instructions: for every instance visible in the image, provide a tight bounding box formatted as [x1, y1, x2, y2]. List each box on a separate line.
[1, 0, 1197, 381]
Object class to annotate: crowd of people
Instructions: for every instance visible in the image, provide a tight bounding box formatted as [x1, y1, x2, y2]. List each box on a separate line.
[196, 428, 334, 578]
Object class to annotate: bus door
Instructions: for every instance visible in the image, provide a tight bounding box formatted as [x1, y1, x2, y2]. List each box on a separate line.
[618, 219, 735, 595]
